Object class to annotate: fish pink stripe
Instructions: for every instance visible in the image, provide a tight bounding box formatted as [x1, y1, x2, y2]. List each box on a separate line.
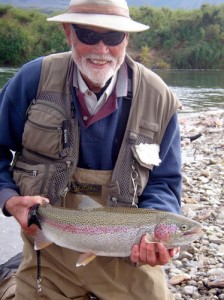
[45, 219, 131, 235]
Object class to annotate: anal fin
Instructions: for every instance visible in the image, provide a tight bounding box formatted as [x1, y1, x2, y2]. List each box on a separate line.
[76, 253, 97, 267]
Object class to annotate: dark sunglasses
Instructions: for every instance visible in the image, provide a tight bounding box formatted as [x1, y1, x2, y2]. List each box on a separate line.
[71, 24, 125, 46]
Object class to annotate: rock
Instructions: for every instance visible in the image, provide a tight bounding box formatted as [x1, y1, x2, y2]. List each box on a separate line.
[179, 251, 193, 260]
[169, 273, 191, 285]
[181, 285, 197, 295]
[172, 260, 183, 268]
[198, 176, 210, 183]
[207, 268, 224, 276]
[206, 275, 224, 288]
[200, 170, 210, 177]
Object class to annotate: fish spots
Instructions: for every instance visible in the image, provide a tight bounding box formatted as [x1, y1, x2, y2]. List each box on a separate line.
[154, 223, 178, 242]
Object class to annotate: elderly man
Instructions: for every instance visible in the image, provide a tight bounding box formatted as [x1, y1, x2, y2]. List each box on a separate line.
[0, 0, 182, 299]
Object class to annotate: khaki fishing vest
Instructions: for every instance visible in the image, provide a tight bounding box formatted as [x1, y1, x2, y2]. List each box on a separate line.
[12, 52, 181, 207]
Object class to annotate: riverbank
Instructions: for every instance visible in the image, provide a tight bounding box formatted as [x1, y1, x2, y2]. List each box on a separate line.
[165, 110, 224, 299]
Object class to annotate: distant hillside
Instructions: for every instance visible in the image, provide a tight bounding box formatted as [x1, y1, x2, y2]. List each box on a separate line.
[129, 0, 224, 9]
[1, 0, 224, 10]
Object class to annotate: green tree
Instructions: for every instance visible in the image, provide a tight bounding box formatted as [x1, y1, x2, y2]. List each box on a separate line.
[0, 19, 30, 65]
[139, 45, 151, 67]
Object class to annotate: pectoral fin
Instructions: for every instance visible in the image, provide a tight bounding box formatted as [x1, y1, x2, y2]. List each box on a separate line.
[34, 229, 53, 250]
[144, 232, 156, 244]
[76, 253, 97, 267]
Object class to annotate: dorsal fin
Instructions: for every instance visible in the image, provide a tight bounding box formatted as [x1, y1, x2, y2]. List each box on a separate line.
[78, 196, 103, 211]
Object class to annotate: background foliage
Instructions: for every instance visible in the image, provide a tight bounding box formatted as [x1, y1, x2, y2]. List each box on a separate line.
[130, 4, 224, 69]
[0, 4, 224, 69]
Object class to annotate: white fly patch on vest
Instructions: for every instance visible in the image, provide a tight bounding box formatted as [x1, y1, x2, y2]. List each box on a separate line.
[134, 143, 161, 167]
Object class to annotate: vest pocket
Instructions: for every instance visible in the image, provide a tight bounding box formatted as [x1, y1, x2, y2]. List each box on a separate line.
[22, 100, 68, 159]
[13, 161, 53, 196]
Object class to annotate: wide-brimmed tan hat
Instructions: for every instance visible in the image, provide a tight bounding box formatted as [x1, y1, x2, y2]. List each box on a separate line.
[47, 0, 149, 32]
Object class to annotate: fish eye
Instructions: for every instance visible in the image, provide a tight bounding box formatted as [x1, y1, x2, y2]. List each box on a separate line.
[181, 224, 188, 231]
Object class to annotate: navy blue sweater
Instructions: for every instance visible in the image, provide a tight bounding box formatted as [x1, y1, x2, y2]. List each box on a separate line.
[0, 57, 182, 213]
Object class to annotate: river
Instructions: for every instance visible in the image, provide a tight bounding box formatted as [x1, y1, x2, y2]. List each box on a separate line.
[0, 68, 224, 265]
[1, 67, 224, 113]
[156, 69, 224, 112]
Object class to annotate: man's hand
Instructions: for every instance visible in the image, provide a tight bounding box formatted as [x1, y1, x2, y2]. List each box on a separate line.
[130, 235, 180, 266]
[5, 195, 49, 235]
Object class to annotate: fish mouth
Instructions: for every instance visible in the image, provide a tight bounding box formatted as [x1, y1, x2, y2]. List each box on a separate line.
[183, 227, 203, 236]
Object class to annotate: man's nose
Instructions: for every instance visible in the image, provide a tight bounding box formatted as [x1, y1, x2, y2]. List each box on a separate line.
[93, 40, 109, 53]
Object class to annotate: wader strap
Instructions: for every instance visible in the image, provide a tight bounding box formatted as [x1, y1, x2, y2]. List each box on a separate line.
[36, 250, 42, 294]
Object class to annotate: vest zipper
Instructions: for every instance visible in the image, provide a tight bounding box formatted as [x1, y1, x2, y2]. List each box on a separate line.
[27, 119, 62, 131]
[13, 166, 50, 197]
[13, 166, 38, 176]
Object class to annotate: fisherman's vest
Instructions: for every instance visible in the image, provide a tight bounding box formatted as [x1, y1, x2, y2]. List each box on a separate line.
[12, 52, 181, 207]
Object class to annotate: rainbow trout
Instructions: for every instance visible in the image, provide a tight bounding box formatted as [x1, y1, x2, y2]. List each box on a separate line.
[28, 197, 203, 266]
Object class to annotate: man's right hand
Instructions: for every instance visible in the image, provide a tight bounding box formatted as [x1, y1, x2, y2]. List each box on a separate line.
[4, 195, 49, 235]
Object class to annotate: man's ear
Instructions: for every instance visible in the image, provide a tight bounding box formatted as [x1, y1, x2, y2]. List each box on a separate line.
[63, 23, 72, 47]
[125, 33, 129, 46]
[126, 33, 129, 40]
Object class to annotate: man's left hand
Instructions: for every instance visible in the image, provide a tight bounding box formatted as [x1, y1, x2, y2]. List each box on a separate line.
[130, 235, 180, 266]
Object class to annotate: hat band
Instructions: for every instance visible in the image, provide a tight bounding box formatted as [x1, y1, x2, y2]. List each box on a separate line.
[68, 4, 130, 18]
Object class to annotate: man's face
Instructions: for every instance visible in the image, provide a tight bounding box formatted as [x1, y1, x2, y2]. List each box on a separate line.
[64, 24, 128, 91]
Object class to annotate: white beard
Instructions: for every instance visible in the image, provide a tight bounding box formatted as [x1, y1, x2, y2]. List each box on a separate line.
[72, 47, 126, 88]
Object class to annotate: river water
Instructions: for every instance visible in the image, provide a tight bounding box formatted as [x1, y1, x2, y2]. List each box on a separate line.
[156, 69, 224, 113]
[0, 68, 224, 265]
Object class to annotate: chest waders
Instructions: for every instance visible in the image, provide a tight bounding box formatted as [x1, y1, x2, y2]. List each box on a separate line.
[15, 168, 174, 300]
